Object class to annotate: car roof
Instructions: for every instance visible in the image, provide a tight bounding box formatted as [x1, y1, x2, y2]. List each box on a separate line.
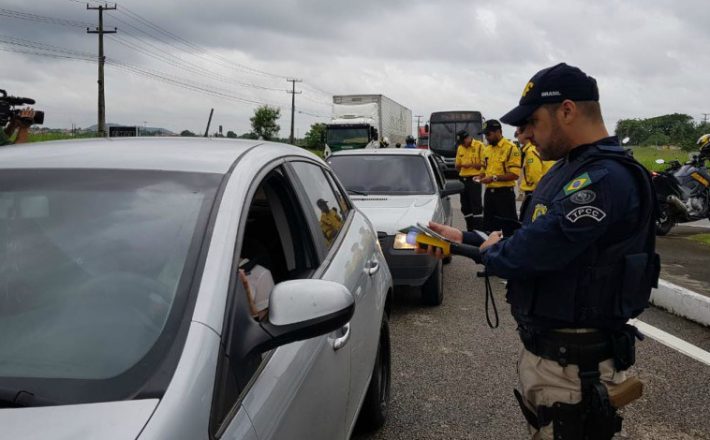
[330, 148, 432, 157]
[0, 137, 317, 174]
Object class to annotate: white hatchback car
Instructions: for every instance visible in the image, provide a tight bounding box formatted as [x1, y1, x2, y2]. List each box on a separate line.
[327, 149, 463, 306]
[0, 138, 392, 439]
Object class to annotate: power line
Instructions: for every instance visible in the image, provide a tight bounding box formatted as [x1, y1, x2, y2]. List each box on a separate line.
[0, 7, 93, 28]
[1, 5, 338, 110]
[112, 6, 290, 81]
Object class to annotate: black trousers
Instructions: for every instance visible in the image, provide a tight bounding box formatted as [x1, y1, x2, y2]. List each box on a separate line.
[459, 177, 482, 231]
[484, 187, 517, 233]
[519, 191, 533, 221]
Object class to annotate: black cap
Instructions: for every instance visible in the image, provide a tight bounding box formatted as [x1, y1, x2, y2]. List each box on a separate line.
[478, 119, 502, 134]
[500, 63, 600, 127]
[456, 129, 470, 142]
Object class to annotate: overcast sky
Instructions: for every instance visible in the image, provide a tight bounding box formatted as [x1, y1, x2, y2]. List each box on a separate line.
[2, 0, 709, 139]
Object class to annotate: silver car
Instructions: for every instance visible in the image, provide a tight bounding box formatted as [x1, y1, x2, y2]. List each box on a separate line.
[0, 138, 393, 439]
[327, 149, 463, 306]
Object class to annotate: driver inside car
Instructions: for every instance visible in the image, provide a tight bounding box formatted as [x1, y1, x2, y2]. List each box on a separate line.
[239, 259, 274, 322]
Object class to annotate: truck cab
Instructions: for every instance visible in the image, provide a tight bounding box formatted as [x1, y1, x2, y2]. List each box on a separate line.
[324, 122, 379, 157]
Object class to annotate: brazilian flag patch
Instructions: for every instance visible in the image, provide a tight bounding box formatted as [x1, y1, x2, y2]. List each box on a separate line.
[563, 172, 592, 195]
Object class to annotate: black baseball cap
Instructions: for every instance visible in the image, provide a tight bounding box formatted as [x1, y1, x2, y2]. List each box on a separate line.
[500, 63, 600, 127]
[478, 119, 502, 134]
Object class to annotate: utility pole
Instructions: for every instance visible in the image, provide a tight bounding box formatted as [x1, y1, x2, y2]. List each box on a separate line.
[414, 115, 423, 132]
[87, 3, 117, 137]
[204, 108, 214, 137]
[702, 113, 710, 125]
[287, 79, 302, 144]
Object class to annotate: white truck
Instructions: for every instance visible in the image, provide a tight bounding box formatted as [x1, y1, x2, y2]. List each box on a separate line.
[324, 94, 412, 157]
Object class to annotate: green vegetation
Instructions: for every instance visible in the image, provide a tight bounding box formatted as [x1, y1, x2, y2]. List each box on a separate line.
[631, 146, 689, 171]
[688, 233, 710, 246]
[27, 132, 99, 143]
[250, 105, 281, 141]
[616, 113, 709, 151]
[303, 123, 326, 151]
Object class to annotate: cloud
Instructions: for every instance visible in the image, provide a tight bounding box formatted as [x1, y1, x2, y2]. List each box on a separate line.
[0, 0, 708, 138]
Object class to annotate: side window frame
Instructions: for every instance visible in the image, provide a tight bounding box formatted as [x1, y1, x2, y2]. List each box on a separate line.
[285, 159, 352, 259]
[324, 169, 352, 216]
[428, 155, 446, 191]
[209, 160, 321, 438]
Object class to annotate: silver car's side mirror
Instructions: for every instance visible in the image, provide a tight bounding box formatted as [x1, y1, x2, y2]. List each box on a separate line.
[269, 280, 354, 326]
[234, 279, 355, 358]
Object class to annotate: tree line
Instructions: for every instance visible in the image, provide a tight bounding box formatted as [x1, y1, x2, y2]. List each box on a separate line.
[180, 105, 327, 151]
[615, 113, 710, 150]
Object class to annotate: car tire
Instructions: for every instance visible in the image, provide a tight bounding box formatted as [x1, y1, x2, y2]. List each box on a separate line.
[357, 315, 391, 432]
[421, 260, 443, 306]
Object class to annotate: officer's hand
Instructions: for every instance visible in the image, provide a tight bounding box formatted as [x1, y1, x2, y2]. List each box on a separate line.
[480, 231, 502, 251]
[415, 243, 445, 258]
[428, 221, 463, 243]
[479, 176, 494, 184]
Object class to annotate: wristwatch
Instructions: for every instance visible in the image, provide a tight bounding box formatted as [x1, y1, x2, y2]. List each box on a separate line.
[492, 175, 499, 182]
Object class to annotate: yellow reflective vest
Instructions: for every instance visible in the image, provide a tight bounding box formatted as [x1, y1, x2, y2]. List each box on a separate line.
[520, 142, 555, 192]
[482, 137, 521, 188]
[455, 140, 485, 177]
[320, 209, 343, 244]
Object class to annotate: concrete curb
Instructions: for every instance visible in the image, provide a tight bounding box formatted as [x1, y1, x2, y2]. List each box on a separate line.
[650, 279, 710, 327]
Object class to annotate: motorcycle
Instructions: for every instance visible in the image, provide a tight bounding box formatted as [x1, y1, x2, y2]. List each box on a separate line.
[652, 153, 710, 235]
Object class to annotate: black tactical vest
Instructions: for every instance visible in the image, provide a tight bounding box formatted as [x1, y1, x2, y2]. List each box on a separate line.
[507, 144, 660, 330]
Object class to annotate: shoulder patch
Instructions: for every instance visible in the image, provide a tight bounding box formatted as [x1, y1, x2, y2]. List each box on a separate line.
[532, 204, 548, 222]
[570, 189, 596, 205]
[563, 172, 592, 195]
[566, 206, 606, 223]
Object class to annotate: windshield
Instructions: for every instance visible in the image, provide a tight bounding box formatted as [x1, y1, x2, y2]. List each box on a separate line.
[328, 155, 435, 195]
[429, 121, 483, 156]
[326, 127, 369, 149]
[0, 169, 220, 404]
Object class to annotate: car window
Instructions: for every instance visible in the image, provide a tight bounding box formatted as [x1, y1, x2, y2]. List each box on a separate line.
[327, 154, 436, 195]
[0, 169, 220, 405]
[290, 161, 347, 249]
[212, 166, 319, 435]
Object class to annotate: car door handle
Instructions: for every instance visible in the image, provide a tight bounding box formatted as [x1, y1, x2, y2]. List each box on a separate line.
[332, 323, 351, 351]
[365, 259, 380, 276]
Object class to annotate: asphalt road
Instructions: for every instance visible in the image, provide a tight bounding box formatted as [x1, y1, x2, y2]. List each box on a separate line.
[657, 225, 710, 298]
[354, 199, 710, 440]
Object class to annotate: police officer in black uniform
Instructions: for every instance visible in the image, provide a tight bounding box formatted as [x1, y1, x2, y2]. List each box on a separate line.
[423, 63, 659, 439]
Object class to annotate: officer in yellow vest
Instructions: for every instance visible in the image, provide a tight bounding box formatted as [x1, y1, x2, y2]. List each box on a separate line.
[317, 199, 343, 245]
[517, 128, 556, 220]
[479, 119, 522, 232]
[455, 130, 485, 231]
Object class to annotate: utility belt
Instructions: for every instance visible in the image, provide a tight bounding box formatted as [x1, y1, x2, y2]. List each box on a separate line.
[513, 325, 644, 439]
[517, 325, 640, 371]
[485, 186, 514, 193]
[459, 175, 480, 181]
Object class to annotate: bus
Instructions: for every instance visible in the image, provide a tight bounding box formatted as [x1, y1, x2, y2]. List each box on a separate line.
[427, 111, 484, 177]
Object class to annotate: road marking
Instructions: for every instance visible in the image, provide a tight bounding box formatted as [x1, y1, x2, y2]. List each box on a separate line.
[631, 319, 710, 367]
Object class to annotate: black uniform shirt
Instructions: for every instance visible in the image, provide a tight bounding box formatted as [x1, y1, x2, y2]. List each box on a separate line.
[481, 137, 641, 279]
